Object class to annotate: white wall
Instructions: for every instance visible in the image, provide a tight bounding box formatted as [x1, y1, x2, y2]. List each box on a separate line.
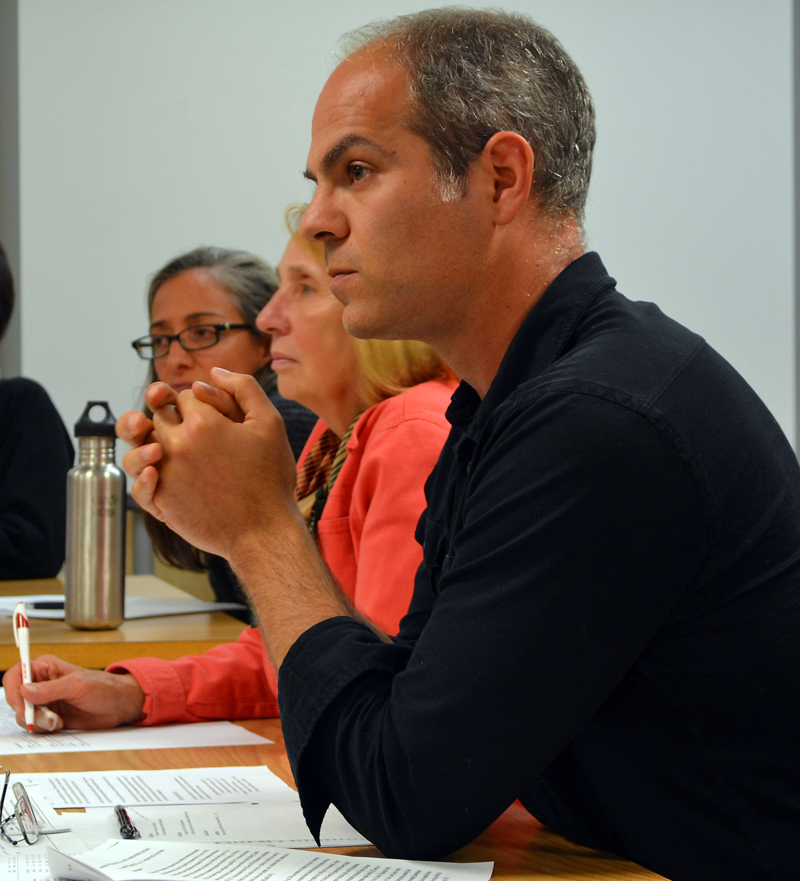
[0, 0, 20, 377]
[3, 0, 794, 444]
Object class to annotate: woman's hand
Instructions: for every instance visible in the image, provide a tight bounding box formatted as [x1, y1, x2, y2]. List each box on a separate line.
[3, 656, 146, 732]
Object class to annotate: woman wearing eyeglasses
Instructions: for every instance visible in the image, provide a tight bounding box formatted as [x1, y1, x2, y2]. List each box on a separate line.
[4, 207, 456, 732]
[131, 247, 317, 621]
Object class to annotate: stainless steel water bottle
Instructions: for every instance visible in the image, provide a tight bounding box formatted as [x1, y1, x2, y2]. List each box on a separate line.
[64, 401, 126, 629]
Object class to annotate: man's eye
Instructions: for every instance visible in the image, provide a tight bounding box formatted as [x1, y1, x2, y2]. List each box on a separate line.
[348, 164, 369, 182]
[151, 335, 169, 347]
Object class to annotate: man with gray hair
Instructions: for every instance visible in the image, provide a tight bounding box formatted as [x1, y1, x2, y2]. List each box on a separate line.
[18, 8, 800, 880]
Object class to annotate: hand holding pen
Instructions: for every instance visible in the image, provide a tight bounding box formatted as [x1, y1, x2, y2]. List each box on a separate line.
[10, 603, 61, 733]
[12, 603, 35, 732]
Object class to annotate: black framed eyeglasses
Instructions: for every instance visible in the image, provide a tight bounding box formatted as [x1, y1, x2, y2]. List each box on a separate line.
[0, 769, 71, 845]
[131, 322, 257, 360]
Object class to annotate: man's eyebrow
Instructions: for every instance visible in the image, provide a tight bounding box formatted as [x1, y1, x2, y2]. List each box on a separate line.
[303, 134, 392, 182]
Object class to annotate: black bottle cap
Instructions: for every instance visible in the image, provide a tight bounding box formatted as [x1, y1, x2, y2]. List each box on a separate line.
[74, 401, 118, 438]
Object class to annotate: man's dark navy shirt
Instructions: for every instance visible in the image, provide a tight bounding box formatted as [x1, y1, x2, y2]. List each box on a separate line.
[279, 253, 800, 881]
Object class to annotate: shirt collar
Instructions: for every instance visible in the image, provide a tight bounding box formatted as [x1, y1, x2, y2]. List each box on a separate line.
[446, 252, 616, 435]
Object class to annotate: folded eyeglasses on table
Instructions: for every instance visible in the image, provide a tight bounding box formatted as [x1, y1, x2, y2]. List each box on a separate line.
[0, 769, 71, 846]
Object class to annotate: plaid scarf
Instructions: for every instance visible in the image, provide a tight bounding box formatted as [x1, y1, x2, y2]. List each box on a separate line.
[295, 412, 363, 537]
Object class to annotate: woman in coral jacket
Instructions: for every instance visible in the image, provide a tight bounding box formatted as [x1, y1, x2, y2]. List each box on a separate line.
[4, 208, 456, 732]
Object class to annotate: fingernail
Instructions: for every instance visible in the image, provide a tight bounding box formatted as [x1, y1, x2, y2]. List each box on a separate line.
[41, 712, 60, 732]
[26, 683, 38, 694]
[212, 367, 231, 375]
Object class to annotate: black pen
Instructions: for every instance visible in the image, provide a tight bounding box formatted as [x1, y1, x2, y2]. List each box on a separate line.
[28, 601, 65, 610]
[115, 805, 140, 839]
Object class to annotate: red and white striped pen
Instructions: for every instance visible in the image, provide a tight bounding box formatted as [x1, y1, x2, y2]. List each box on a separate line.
[12, 602, 35, 731]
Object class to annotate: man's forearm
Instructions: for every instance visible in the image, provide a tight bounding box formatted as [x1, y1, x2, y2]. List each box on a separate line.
[230, 510, 389, 669]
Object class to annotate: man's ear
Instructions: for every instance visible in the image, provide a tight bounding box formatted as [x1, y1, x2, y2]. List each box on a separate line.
[478, 131, 535, 226]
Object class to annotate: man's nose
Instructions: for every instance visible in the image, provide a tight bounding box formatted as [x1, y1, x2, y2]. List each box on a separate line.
[300, 189, 348, 244]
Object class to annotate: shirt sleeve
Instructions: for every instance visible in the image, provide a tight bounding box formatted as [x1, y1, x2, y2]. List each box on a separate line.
[278, 392, 706, 858]
[107, 624, 279, 724]
[0, 379, 74, 579]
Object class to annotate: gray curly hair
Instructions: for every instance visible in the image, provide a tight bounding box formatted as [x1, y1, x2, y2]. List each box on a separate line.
[340, 7, 596, 229]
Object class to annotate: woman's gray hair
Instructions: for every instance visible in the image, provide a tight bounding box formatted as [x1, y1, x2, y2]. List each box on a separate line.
[340, 7, 596, 229]
[145, 246, 278, 389]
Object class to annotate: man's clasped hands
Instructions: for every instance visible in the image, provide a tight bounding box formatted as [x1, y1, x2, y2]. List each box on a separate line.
[3, 369, 299, 733]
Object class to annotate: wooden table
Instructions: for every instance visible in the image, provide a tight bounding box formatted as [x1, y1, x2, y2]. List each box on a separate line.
[0, 718, 669, 880]
[0, 575, 247, 669]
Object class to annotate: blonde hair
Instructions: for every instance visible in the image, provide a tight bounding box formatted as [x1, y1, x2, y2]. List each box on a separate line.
[284, 205, 453, 407]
